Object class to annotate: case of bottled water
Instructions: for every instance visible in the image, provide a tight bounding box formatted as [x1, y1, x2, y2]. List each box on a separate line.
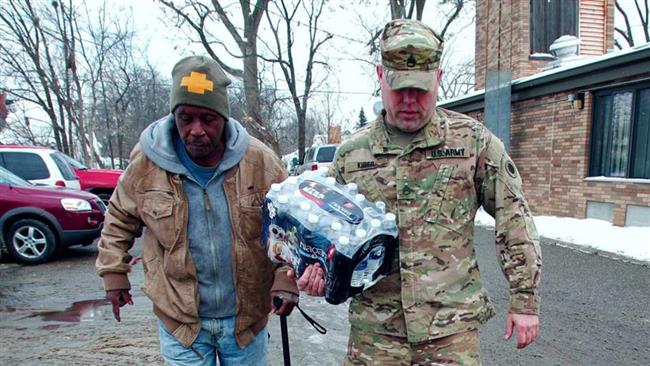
[262, 168, 399, 304]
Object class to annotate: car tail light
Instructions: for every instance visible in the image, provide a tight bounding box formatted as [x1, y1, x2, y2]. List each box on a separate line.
[55, 180, 66, 187]
[311, 164, 319, 171]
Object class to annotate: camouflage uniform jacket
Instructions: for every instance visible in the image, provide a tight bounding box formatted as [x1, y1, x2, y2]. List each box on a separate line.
[331, 109, 542, 343]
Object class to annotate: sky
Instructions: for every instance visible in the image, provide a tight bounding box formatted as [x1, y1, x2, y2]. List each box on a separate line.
[474, 209, 650, 262]
[126, 0, 476, 132]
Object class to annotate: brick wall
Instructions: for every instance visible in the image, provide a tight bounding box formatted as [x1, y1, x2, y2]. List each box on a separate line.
[475, 0, 615, 90]
[463, 76, 650, 226]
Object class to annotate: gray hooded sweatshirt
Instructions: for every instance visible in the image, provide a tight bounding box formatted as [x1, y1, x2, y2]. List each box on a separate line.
[139, 115, 250, 318]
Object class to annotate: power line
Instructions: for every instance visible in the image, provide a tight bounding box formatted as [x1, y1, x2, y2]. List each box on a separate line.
[255, 1, 370, 45]
[226, 83, 375, 96]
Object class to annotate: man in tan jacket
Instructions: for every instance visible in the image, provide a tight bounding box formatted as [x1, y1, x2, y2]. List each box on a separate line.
[96, 55, 298, 365]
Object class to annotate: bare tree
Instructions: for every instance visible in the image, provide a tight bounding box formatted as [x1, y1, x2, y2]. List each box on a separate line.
[261, 0, 333, 164]
[0, 0, 70, 152]
[439, 58, 474, 100]
[615, 0, 650, 49]
[1, 0, 167, 167]
[158, 0, 280, 150]
[390, 0, 427, 20]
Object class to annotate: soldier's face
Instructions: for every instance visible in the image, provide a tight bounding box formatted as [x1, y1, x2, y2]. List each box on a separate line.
[377, 65, 441, 133]
[174, 104, 226, 166]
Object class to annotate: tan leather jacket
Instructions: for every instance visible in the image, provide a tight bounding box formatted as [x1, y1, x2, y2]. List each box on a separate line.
[96, 137, 297, 348]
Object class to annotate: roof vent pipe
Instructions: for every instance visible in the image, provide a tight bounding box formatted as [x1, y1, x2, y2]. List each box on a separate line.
[545, 35, 582, 69]
[550, 35, 581, 59]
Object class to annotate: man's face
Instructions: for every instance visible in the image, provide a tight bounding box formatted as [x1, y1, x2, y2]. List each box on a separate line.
[174, 104, 226, 166]
[377, 65, 441, 133]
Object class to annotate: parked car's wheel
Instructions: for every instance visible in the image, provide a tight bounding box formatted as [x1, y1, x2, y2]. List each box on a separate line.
[5, 219, 57, 264]
[96, 192, 112, 207]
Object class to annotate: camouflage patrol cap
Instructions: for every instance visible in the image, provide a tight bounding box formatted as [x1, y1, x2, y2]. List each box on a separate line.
[380, 19, 443, 91]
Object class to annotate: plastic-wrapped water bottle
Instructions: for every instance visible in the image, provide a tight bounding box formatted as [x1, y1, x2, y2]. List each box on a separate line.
[267, 183, 282, 201]
[350, 256, 368, 288]
[306, 213, 320, 231]
[364, 246, 385, 283]
[277, 194, 289, 210]
[383, 213, 397, 230]
[345, 183, 358, 196]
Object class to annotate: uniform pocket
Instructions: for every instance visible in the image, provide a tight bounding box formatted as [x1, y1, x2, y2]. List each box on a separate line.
[140, 190, 177, 248]
[424, 164, 454, 225]
[343, 160, 391, 204]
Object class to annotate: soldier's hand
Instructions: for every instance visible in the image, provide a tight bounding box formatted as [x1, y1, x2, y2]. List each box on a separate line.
[106, 289, 133, 322]
[504, 313, 539, 349]
[288, 263, 325, 297]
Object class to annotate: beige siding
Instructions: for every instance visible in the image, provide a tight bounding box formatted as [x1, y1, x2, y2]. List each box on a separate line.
[580, 0, 607, 56]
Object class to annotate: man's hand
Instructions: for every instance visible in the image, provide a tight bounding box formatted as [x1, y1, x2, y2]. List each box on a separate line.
[106, 289, 133, 322]
[271, 290, 298, 316]
[504, 313, 540, 349]
[288, 263, 325, 297]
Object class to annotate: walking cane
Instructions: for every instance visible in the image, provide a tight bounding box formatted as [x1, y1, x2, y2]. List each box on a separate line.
[273, 296, 291, 366]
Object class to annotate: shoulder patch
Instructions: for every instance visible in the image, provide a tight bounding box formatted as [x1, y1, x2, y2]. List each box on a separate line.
[505, 159, 518, 179]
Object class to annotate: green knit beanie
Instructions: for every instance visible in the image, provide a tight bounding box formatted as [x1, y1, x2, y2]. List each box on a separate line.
[169, 55, 231, 119]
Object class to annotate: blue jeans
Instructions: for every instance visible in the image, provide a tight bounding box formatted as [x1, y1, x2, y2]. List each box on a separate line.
[158, 316, 268, 366]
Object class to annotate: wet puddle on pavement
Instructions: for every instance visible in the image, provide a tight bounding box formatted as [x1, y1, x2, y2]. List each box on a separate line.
[22, 298, 111, 325]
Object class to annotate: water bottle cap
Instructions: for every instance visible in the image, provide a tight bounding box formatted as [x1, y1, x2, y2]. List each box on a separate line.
[278, 195, 289, 204]
[271, 183, 281, 192]
[346, 182, 358, 191]
[317, 167, 329, 176]
[370, 219, 381, 228]
[308, 213, 319, 223]
[385, 213, 396, 221]
[330, 221, 343, 231]
[355, 193, 365, 203]
[300, 201, 311, 210]
[355, 228, 367, 238]
[375, 201, 386, 210]
[338, 236, 350, 245]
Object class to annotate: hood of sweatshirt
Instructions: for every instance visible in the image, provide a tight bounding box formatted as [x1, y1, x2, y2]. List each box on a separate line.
[138, 114, 250, 176]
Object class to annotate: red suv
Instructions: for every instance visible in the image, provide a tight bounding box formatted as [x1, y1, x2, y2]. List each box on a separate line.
[58, 153, 122, 205]
[0, 167, 105, 264]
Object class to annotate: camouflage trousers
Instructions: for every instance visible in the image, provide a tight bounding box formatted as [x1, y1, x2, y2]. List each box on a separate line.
[343, 326, 481, 366]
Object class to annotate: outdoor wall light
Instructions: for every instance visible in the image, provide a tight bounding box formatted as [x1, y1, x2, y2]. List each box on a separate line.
[568, 92, 585, 110]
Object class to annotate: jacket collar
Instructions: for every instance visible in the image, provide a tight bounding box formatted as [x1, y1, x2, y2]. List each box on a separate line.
[368, 109, 447, 155]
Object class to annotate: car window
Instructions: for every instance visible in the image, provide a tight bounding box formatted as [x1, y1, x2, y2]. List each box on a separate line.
[50, 152, 78, 180]
[0, 167, 32, 186]
[57, 152, 87, 170]
[304, 148, 315, 163]
[0, 152, 50, 180]
[315, 146, 337, 163]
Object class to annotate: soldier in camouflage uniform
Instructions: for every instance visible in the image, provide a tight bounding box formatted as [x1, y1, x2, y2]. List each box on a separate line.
[297, 19, 541, 365]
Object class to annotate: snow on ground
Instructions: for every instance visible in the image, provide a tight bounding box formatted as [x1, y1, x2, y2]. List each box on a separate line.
[474, 208, 650, 262]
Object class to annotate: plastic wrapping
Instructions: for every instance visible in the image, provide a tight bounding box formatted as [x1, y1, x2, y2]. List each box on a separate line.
[262, 168, 398, 304]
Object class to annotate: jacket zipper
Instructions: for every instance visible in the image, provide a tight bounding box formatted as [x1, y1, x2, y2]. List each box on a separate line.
[203, 188, 220, 307]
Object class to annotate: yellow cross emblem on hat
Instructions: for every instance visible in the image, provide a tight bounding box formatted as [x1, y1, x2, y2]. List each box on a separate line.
[180, 71, 214, 94]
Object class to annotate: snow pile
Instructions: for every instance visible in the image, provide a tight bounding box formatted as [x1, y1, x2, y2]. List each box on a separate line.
[474, 208, 650, 262]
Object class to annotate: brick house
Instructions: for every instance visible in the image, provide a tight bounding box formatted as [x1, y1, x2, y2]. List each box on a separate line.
[439, 0, 650, 227]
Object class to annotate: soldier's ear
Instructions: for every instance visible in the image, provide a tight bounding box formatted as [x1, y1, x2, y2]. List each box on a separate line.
[376, 64, 384, 80]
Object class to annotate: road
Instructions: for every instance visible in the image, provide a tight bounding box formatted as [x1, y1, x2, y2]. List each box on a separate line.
[0, 227, 648, 365]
